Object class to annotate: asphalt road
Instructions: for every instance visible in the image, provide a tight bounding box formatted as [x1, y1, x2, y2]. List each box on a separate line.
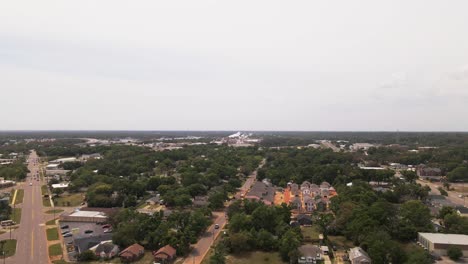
[417, 179, 467, 207]
[1, 150, 50, 264]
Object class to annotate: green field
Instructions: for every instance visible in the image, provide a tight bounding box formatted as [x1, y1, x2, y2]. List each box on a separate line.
[328, 235, 354, 249]
[45, 209, 64, 214]
[54, 193, 84, 207]
[0, 239, 17, 257]
[14, 189, 24, 205]
[47, 227, 59, 241]
[10, 208, 21, 223]
[49, 243, 62, 256]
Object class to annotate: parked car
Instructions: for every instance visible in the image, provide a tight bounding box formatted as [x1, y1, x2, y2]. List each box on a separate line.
[60, 225, 69, 229]
[63, 233, 73, 237]
[84, 230, 93, 234]
[102, 224, 111, 229]
[103, 228, 113, 233]
[61, 230, 70, 235]
[214, 224, 220, 229]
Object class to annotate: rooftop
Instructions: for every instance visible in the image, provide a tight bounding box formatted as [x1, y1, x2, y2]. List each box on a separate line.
[419, 233, 468, 245]
[69, 210, 107, 218]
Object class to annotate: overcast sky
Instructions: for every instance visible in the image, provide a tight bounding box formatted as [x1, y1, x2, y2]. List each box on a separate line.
[1, 1, 468, 131]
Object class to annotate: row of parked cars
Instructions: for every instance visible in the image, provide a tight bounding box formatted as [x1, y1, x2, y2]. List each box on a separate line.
[60, 223, 113, 238]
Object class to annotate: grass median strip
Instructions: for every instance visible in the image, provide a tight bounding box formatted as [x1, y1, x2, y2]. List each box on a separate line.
[48, 243, 62, 256]
[46, 218, 58, 225]
[46, 227, 59, 241]
[45, 209, 64, 214]
[14, 189, 24, 205]
[10, 208, 21, 224]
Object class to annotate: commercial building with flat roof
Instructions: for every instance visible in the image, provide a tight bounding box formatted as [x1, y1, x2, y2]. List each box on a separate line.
[418, 232, 468, 257]
[60, 209, 108, 223]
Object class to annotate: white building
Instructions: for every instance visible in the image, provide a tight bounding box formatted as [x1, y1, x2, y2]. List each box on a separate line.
[418, 233, 468, 257]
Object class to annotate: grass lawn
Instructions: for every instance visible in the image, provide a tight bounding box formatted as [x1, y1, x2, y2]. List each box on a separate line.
[10, 208, 21, 223]
[41, 185, 48, 196]
[49, 243, 62, 256]
[46, 227, 59, 241]
[14, 189, 24, 205]
[301, 225, 321, 241]
[0, 239, 17, 257]
[226, 251, 286, 264]
[43, 197, 52, 207]
[54, 193, 84, 207]
[46, 218, 58, 225]
[88, 251, 154, 264]
[328, 235, 354, 249]
[45, 209, 64, 214]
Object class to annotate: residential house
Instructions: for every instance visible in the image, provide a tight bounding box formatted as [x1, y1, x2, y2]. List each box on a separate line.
[291, 197, 302, 210]
[90, 241, 119, 259]
[245, 180, 275, 205]
[456, 206, 468, 217]
[119, 243, 145, 263]
[153, 244, 177, 263]
[417, 166, 443, 181]
[303, 195, 315, 212]
[193, 196, 208, 207]
[296, 214, 313, 226]
[298, 244, 322, 264]
[349, 247, 372, 264]
[146, 195, 161, 206]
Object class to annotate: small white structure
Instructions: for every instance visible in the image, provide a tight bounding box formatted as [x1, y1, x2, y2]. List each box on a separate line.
[51, 182, 70, 189]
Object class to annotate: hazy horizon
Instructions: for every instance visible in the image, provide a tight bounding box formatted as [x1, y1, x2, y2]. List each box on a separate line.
[2, 1, 468, 131]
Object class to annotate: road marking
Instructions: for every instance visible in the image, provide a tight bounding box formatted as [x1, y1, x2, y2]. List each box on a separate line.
[31, 230, 34, 259]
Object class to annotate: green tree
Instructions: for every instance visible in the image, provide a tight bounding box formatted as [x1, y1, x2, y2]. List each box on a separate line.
[447, 246, 462, 260]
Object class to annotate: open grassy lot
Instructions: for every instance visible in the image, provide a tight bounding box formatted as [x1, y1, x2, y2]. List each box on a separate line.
[328, 235, 354, 249]
[226, 251, 286, 264]
[88, 251, 154, 264]
[54, 193, 84, 207]
[47, 227, 59, 241]
[52, 260, 68, 264]
[45, 209, 64, 214]
[301, 225, 321, 241]
[49, 243, 62, 256]
[10, 208, 21, 223]
[0, 239, 17, 257]
[46, 218, 58, 225]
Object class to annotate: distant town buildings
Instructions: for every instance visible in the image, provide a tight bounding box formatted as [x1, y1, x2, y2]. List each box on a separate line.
[417, 165, 443, 181]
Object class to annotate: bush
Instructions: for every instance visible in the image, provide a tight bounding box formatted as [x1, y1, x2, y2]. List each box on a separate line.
[77, 250, 98, 261]
[447, 246, 462, 260]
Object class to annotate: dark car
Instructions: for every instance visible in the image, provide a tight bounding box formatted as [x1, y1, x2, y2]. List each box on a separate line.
[84, 230, 93, 234]
[60, 225, 69, 229]
[214, 224, 220, 229]
[61, 230, 70, 235]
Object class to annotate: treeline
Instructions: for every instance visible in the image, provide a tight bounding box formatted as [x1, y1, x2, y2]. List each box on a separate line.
[257, 148, 397, 187]
[221, 200, 302, 262]
[110, 207, 211, 256]
[329, 181, 433, 264]
[0, 161, 29, 181]
[68, 144, 262, 208]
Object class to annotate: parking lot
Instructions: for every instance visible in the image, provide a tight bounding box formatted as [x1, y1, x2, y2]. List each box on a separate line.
[59, 221, 113, 260]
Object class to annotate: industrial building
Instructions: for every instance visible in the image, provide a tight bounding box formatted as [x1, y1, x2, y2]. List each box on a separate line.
[418, 232, 468, 257]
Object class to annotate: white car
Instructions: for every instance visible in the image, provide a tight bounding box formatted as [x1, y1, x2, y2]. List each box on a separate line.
[29, 182, 32, 186]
